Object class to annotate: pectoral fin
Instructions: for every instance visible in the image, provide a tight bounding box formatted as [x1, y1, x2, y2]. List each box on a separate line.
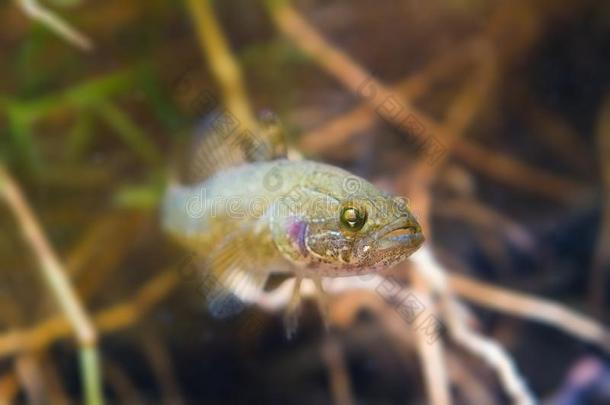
[195, 234, 270, 318]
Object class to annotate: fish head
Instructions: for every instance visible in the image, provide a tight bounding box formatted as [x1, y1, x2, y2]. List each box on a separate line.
[271, 169, 424, 276]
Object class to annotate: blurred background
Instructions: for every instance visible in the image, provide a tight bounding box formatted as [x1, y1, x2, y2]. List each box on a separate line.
[1, 0, 610, 404]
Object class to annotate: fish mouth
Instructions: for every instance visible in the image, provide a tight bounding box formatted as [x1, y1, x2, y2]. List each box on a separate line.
[374, 216, 425, 250]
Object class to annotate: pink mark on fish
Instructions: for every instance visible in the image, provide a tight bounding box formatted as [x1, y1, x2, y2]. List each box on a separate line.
[287, 217, 308, 257]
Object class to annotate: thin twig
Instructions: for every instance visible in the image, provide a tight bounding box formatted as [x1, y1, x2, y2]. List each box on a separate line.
[443, 300, 535, 405]
[414, 48, 496, 178]
[185, 0, 258, 132]
[411, 247, 536, 405]
[75, 213, 147, 302]
[449, 273, 610, 352]
[141, 335, 185, 405]
[408, 269, 451, 405]
[15, 355, 46, 405]
[66, 213, 132, 277]
[512, 84, 592, 176]
[299, 37, 487, 153]
[104, 360, 146, 405]
[266, 1, 588, 202]
[254, 261, 537, 404]
[39, 355, 72, 404]
[321, 335, 355, 405]
[446, 350, 496, 404]
[0, 270, 179, 357]
[435, 197, 537, 253]
[15, 0, 93, 51]
[96, 102, 163, 167]
[0, 164, 104, 405]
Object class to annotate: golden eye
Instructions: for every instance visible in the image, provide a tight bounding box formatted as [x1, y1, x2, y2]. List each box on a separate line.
[340, 207, 367, 231]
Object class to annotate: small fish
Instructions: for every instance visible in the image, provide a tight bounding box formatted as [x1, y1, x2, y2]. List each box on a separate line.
[162, 112, 424, 336]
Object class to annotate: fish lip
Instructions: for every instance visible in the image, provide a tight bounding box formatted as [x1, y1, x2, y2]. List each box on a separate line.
[379, 232, 425, 250]
[369, 215, 425, 250]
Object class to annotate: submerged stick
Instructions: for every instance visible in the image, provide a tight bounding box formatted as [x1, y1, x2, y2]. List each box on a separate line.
[409, 271, 451, 405]
[185, 0, 258, 132]
[0, 164, 103, 405]
[15, 0, 93, 51]
[0, 270, 179, 358]
[449, 273, 610, 352]
[265, 1, 587, 202]
[321, 335, 355, 405]
[411, 247, 536, 405]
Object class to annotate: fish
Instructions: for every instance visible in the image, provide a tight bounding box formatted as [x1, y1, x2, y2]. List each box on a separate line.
[162, 112, 424, 336]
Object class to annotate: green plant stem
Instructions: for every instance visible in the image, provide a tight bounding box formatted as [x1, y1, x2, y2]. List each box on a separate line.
[80, 346, 104, 405]
[96, 101, 163, 167]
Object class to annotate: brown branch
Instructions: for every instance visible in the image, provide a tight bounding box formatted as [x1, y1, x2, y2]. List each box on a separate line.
[268, 2, 588, 202]
[0, 270, 178, 358]
[185, 0, 258, 132]
[104, 360, 146, 405]
[15, 354, 46, 404]
[446, 350, 496, 404]
[0, 164, 103, 404]
[435, 197, 536, 253]
[141, 335, 185, 405]
[449, 273, 610, 352]
[411, 47, 497, 184]
[0, 165, 96, 347]
[511, 84, 592, 176]
[39, 355, 72, 404]
[409, 269, 451, 405]
[321, 335, 355, 405]
[411, 248, 536, 404]
[442, 299, 535, 405]
[299, 37, 487, 153]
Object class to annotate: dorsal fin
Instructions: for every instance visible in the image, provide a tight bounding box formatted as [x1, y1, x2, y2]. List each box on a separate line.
[178, 110, 287, 185]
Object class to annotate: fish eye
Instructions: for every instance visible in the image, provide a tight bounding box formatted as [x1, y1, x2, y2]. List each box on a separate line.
[340, 206, 367, 231]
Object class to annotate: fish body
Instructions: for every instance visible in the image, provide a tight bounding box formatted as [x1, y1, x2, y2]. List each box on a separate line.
[162, 115, 424, 320]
